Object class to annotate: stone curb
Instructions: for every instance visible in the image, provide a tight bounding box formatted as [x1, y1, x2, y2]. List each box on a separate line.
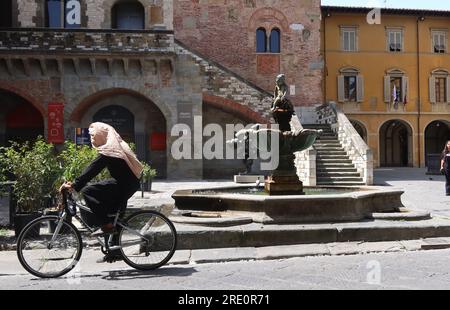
[168, 238, 450, 265]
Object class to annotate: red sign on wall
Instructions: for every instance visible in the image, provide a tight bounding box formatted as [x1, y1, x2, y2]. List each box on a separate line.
[150, 132, 166, 151]
[47, 102, 64, 144]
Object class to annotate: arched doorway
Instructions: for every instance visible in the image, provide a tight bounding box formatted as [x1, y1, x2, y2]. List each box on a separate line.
[79, 92, 167, 178]
[350, 119, 367, 143]
[112, 0, 145, 30]
[0, 90, 44, 146]
[379, 120, 413, 167]
[93, 105, 135, 143]
[425, 120, 450, 166]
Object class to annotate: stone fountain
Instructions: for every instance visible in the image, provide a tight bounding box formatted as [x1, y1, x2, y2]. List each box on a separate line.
[172, 74, 413, 225]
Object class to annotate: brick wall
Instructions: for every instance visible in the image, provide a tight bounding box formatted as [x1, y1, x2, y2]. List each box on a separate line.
[174, 0, 323, 107]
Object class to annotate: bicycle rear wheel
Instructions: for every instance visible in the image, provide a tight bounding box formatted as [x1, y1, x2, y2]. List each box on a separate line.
[119, 210, 177, 270]
[17, 216, 82, 278]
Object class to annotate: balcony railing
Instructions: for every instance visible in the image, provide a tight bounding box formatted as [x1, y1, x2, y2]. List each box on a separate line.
[0, 28, 175, 54]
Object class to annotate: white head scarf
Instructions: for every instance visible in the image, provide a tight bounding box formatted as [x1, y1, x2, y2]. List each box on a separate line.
[88, 122, 143, 179]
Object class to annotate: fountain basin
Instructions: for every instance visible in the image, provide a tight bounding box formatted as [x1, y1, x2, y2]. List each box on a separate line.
[172, 186, 406, 224]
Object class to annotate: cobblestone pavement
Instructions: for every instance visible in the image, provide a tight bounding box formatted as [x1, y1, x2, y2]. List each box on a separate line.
[1, 168, 449, 290]
[1, 248, 450, 290]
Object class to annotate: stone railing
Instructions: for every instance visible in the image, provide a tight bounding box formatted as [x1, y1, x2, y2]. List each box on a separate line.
[317, 102, 373, 185]
[0, 28, 175, 54]
[292, 116, 317, 186]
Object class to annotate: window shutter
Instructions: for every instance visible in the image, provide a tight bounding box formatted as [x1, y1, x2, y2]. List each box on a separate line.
[429, 76, 436, 104]
[357, 75, 364, 102]
[338, 75, 345, 102]
[446, 77, 450, 103]
[402, 76, 409, 103]
[384, 76, 391, 103]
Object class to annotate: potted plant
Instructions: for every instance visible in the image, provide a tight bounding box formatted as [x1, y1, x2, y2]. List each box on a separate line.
[141, 163, 157, 193]
[0, 138, 63, 236]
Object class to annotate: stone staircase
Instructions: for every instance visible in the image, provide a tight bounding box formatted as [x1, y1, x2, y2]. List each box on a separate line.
[303, 124, 365, 186]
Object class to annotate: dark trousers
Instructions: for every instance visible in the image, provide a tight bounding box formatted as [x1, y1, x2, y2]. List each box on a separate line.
[81, 179, 140, 225]
[446, 170, 450, 195]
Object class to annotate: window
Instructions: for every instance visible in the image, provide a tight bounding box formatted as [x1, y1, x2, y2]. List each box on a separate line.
[432, 30, 447, 53]
[384, 70, 408, 105]
[344, 76, 357, 101]
[435, 77, 446, 102]
[387, 29, 403, 52]
[269, 28, 280, 53]
[46, 0, 81, 28]
[256, 28, 267, 52]
[112, 1, 145, 30]
[341, 27, 357, 52]
[429, 70, 450, 104]
[390, 77, 403, 103]
[338, 68, 364, 103]
[0, 0, 12, 27]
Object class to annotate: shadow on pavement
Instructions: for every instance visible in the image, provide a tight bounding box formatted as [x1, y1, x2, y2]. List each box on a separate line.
[103, 266, 197, 281]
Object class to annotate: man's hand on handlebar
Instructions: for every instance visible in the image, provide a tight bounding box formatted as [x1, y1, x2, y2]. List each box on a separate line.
[59, 181, 73, 193]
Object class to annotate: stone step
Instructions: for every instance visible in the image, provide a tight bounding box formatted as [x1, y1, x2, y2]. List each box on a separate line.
[317, 182, 366, 186]
[317, 168, 358, 173]
[303, 125, 332, 129]
[314, 145, 345, 152]
[317, 172, 362, 178]
[317, 165, 356, 170]
[316, 151, 347, 155]
[314, 142, 341, 145]
[317, 155, 350, 160]
[317, 177, 364, 182]
[173, 219, 450, 249]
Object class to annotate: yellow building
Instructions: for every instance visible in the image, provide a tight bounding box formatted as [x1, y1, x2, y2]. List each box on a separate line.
[322, 6, 450, 168]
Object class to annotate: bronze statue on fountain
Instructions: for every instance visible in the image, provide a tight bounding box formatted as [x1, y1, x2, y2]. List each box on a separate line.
[265, 74, 322, 195]
[227, 74, 322, 195]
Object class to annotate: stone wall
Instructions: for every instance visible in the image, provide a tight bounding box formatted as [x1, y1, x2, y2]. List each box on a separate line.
[15, 0, 173, 30]
[174, 0, 323, 107]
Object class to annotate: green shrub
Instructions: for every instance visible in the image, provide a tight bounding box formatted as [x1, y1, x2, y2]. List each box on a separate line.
[141, 162, 157, 182]
[58, 141, 110, 184]
[0, 137, 62, 213]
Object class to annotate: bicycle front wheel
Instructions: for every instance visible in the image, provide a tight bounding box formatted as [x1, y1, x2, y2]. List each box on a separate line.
[17, 216, 82, 278]
[119, 210, 177, 270]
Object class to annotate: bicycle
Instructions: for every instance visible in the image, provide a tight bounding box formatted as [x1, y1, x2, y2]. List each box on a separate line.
[16, 189, 177, 278]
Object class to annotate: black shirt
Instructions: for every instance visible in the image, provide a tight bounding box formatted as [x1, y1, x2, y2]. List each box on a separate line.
[72, 154, 140, 192]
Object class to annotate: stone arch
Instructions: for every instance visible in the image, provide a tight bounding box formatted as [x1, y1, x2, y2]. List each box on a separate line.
[386, 68, 406, 76]
[349, 119, 368, 143]
[202, 94, 269, 125]
[0, 88, 45, 146]
[424, 119, 450, 166]
[73, 87, 169, 178]
[339, 66, 360, 74]
[379, 119, 414, 167]
[0, 84, 45, 117]
[70, 88, 172, 125]
[105, 0, 147, 29]
[248, 7, 290, 33]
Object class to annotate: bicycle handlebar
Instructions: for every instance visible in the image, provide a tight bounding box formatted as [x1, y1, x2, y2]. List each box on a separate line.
[61, 189, 77, 216]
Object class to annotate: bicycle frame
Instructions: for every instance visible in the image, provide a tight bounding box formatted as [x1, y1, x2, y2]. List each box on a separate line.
[56, 190, 152, 252]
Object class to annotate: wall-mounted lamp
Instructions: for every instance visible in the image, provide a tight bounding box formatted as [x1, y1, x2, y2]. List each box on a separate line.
[419, 16, 425, 21]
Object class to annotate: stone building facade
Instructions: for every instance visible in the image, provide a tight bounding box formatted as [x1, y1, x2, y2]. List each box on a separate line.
[3, 0, 311, 179]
